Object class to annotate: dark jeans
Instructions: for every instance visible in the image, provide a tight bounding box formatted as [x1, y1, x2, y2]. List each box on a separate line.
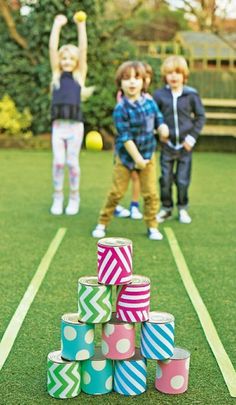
[159, 145, 192, 210]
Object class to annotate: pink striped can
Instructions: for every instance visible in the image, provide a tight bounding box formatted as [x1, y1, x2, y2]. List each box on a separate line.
[116, 275, 150, 323]
[97, 238, 133, 285]
[102, 313, 135, 359]
[155, 347, 191, 394]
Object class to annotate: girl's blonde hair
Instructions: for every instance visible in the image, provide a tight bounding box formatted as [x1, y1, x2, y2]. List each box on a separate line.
[115, 61, 146, 91]
[51, 44, 82, 90]
[161, 55, 189, 83]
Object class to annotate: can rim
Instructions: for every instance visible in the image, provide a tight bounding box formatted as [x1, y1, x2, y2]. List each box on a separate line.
[78, 276, 100, 286]
[171, 347, 191, 360]
[61, 313, 86, 324]
[48, 350, 70, 364]
[130, 275, 150, 285]
[98, 237, 132, 247]
[147, 311, 175, 324]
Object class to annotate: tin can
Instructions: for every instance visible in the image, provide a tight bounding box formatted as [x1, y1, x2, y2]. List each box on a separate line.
[78, 276, 112, 323]
[114, 348, 147, 396]
[102, 313, 135, 359]
[140, 311, 175, 360]
[47, 350, 81, 399]
[97, 237, 132, 285]
[155, 346, 191, 394]
[81, 347, 113, 395]
[116, 275, 150, 322]
[61, 313, 95, 361]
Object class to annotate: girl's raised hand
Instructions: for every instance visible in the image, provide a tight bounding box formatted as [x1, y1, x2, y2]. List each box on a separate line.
[54, 14, 68, 27]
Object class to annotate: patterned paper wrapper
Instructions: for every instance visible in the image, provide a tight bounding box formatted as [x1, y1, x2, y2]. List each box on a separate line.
[97, 237, 133, 285]
[61, 313, 95, 361]
[102, 313, 135, 359]
[114, 348, 147, 396]
[155, 347, 191, 394]
[81, 347, 113, 395]
[78, 276, 112, 323]
[140, 311, 175, 360]
[116, 275, 150, 322]
[47, 350, 81, 399]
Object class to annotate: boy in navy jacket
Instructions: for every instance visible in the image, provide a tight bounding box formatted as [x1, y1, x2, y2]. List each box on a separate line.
[153, 55, 205, 224]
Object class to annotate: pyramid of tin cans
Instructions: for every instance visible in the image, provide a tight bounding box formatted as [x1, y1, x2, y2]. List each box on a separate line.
[47, 237, 190, 399]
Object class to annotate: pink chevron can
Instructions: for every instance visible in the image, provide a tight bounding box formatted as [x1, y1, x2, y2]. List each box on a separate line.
[97, 238, 133, 285]
[102, 313, 135, 359]
[116, 275, 150, 323]
[155, 347, 191, 394]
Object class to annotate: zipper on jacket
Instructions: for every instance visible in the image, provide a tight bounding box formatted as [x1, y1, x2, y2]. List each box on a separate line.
[172, 93, 180, 147]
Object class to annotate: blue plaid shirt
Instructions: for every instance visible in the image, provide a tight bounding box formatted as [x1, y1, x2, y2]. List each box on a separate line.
[113, 96, 164, 170]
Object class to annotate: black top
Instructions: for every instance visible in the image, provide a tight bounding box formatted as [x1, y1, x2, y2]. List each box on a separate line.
[51, 72, 82, 122]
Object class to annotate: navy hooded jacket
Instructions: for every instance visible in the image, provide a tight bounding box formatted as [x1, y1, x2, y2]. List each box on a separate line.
[153, 85, 205, 147]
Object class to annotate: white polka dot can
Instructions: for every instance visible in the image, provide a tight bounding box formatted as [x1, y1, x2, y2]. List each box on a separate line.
[81, 347, 113, 395]
[47, 350, 81, 398]
[97, 238, 133, 285]
[114, 348, 147, 396]
[102, 313, 135, 359]
[140, 311, 175, 360]
[61, 313, 95, 361]
[155, 347, 191, 394]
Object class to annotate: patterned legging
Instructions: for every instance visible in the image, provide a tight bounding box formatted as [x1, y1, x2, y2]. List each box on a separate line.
[52, 120, 84, 192]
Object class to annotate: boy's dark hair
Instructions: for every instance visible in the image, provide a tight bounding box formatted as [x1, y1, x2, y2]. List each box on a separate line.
[115, 61, 146, 91]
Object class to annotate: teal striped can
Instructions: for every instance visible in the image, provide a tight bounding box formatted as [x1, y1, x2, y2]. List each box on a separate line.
[78, 276, 112, 323]
[114, 348, 147, 396]
[81, 347, 113, 395]
[47, 350, 81, 399]
[61, 313, 95, 361]
[140, 311, 175, 360]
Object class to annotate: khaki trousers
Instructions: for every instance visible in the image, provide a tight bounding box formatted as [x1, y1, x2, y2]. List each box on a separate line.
[98, 154, 159, 228]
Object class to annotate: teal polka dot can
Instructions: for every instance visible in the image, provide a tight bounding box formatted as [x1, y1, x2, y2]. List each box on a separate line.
[61, 313, 95, 361]
[81, 347, 113, 395]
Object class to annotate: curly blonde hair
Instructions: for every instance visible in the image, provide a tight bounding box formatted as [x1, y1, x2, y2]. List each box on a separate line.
[161, 55, 189, 83]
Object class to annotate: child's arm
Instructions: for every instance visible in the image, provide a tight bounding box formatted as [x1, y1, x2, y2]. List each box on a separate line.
[74, 15, 88, 86]
[49, 15, 67, 72]
[124, 141, 149, 170]
[153, 100, 169, 142]
[183, 93, 205, 151]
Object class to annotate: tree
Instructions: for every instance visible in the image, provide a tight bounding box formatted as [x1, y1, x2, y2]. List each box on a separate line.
[162, 0, 236, 32]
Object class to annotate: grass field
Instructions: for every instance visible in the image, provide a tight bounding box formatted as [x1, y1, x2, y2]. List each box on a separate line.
[0, 149, 236, 404]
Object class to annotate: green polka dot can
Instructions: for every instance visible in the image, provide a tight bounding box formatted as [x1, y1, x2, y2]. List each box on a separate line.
[61, 313, 95, 361]
[81, 347, 113, 395]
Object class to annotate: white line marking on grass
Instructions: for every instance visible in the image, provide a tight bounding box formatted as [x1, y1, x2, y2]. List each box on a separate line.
[165, 227, 236, 398]
[0, 227, 67, 372]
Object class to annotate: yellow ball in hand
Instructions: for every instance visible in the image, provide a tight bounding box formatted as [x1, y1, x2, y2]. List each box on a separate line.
[74, 11, 87, 22]
[85, 131, 103, 151]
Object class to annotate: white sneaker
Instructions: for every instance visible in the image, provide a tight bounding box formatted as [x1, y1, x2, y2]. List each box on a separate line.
[65, 197, 80, 215]
[50, 196, 63, 215]
[148, 228, 163, 241]
[130, 206, 143, 220]
[179, 209, 192, 224]
[114, 205, 130, 218]
[92, 224, 106, 238]
[156, 209, 172, 223]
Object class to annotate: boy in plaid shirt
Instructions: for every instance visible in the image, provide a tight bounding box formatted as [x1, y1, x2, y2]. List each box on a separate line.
[92, 61, 169, 240]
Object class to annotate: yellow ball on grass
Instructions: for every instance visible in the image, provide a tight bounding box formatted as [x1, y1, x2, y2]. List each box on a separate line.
[85, 131, 103, 151]
[74, 11, 87, 22]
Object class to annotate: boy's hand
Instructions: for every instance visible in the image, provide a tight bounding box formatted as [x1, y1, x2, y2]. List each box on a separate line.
[158, 123, 169, 139]
[182, 141, 192, 152]
[159, 134, 169, 143]
[135, 158, 149, 170]
[54, 15, 68, 27]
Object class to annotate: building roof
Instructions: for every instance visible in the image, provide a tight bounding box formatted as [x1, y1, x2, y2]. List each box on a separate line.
[175, 31, 236, 59]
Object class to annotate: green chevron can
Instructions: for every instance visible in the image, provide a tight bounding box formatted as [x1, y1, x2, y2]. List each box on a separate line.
[81, 347, 113, 395]
[78, 276, 112, 323]
[47, 350, 81, 399]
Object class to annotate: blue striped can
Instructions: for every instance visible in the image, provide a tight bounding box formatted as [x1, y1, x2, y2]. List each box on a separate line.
[114, 348, 147, 396]
[81, 347, 113, 395]
[140, 311, 175, 360]
[61, 313, 95, 361]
